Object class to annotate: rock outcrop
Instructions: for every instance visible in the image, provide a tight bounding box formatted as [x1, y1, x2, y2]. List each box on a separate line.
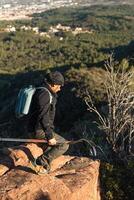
[0, 143, 101, 200]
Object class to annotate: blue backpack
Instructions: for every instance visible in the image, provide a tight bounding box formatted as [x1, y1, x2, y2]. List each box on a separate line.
[15, 85, 52, 118]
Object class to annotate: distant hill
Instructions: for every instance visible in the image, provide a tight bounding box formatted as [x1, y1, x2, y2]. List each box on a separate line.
[0, 0, 134, 7]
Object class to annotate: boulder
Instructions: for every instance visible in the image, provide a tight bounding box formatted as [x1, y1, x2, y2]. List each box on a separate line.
[0, 143, 101, 200]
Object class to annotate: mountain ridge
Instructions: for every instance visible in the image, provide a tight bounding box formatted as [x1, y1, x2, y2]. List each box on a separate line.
[0, 0, 134, 7]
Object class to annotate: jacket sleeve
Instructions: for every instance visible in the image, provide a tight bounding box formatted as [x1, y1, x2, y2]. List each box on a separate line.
[37, 90, 54, 140]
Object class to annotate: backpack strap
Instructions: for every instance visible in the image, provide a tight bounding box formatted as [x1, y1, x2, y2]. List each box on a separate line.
[36, 87, 53, 104]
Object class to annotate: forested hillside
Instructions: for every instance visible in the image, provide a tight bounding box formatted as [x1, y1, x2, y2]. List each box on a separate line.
[0, 5, 134, 73]
[32, 5, 134, 31]
[0, 5, 134, 200]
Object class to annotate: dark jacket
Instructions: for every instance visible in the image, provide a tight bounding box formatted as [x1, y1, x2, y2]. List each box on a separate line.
[28, 83, 57, 140]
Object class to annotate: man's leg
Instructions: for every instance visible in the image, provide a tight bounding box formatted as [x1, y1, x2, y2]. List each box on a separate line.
[36, 133, 69, 169]
[29, 130, 50, 173]
[45, 133, 69, 162]
[34, 130, 49, 152]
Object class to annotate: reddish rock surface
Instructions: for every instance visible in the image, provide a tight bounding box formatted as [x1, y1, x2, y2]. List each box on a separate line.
[0, 143, 101, 200]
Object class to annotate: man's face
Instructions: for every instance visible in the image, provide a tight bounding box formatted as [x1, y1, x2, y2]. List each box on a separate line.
[51, 84, 62, 93]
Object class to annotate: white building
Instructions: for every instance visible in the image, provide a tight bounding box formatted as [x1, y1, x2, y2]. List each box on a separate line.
[20, 26, 32, 31]
[39, 32, 51, 38]
[56, 23, 71, 31]
[5, 25, 16, 32]
[32, 27, 39, 33]
[49, 26, 59, 33]
[3, 4, 11, 9]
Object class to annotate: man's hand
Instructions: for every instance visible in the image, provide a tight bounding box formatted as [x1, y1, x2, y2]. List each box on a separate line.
[48, 138, 57, 145]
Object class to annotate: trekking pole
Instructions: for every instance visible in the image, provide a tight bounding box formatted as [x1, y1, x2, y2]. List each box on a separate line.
[0, 137, 96, 155]
[0, 137, 93, 145]
[0, 137, 88, 144]
[0, 137, 48, 144]
[0, 137, 96, 154]
[0, 137, 108, 160]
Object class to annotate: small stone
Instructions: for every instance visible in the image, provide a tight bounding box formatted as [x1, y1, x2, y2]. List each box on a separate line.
[0, 164, 9, 176]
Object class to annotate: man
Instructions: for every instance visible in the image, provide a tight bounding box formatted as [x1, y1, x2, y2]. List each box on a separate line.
[28, 71, 69, 174]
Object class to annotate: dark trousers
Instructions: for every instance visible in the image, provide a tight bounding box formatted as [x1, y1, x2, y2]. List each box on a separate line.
[33, 130, 69, 166]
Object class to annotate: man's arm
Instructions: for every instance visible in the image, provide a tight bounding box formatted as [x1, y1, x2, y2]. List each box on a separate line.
[38, 90, 55, 141]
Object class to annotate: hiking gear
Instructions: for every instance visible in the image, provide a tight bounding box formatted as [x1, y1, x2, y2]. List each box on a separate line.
[36, 156, 50, 171]
[27, 84, 57, 140]
[0, 137, 96, 148]
[15, 85, 52, 118]
[44, 71, 64, 86]
[0, 137, 107, 160]
[29, 159, 49, 175]
[0, 137, 48, 143]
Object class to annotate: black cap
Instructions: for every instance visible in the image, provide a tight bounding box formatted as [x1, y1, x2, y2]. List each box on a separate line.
[45, 71, 64, 86]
